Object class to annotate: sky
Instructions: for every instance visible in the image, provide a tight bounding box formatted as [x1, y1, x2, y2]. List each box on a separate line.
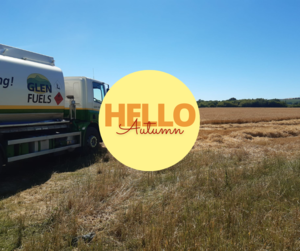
[1, 0, 299, 101]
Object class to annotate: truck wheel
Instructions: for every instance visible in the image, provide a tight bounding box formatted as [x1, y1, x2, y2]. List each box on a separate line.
[85, 127, 100, 151]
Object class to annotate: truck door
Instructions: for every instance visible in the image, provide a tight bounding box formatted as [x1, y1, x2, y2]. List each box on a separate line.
[93, 82, 105, 107]
[92, 82, 106, 123]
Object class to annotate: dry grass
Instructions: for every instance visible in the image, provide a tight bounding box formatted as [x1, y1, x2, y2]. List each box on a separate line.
[1, 109, 300, 250]
[1, 151, 300, 250]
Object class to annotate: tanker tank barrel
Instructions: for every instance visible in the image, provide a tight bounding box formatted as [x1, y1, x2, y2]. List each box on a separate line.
[0, 44, 65, 125]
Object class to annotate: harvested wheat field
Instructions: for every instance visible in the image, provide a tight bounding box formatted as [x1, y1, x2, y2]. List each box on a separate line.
[200, 107, 300, 124]
[196, 108, 300, 161]
[1, 108, 300, 250]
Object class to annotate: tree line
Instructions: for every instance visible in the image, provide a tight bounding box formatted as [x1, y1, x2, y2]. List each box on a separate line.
[197, 98, 300, 108]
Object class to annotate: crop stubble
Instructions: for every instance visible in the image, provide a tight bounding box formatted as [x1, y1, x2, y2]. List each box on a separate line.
[195, 107, 300, 159]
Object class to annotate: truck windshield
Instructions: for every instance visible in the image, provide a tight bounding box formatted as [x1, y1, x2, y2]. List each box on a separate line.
[93, 82, 105, 104]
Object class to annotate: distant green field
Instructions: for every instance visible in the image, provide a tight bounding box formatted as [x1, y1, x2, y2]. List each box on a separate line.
[280, 98, 300, 105]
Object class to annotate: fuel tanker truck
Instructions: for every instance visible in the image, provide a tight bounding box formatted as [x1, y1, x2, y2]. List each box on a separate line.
[0, 44, 108, 172]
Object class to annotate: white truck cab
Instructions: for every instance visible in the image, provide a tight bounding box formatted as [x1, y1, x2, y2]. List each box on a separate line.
[64, 77, 108, 113]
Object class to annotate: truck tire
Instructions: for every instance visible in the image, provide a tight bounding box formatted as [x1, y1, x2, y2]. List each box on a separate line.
[85, 127, 100, 151]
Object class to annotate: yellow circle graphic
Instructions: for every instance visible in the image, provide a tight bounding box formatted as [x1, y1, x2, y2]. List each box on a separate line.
[99, 70, 200, 171]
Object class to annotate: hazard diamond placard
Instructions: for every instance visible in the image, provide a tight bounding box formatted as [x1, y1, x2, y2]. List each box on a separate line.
[54, 92, 63, 105]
